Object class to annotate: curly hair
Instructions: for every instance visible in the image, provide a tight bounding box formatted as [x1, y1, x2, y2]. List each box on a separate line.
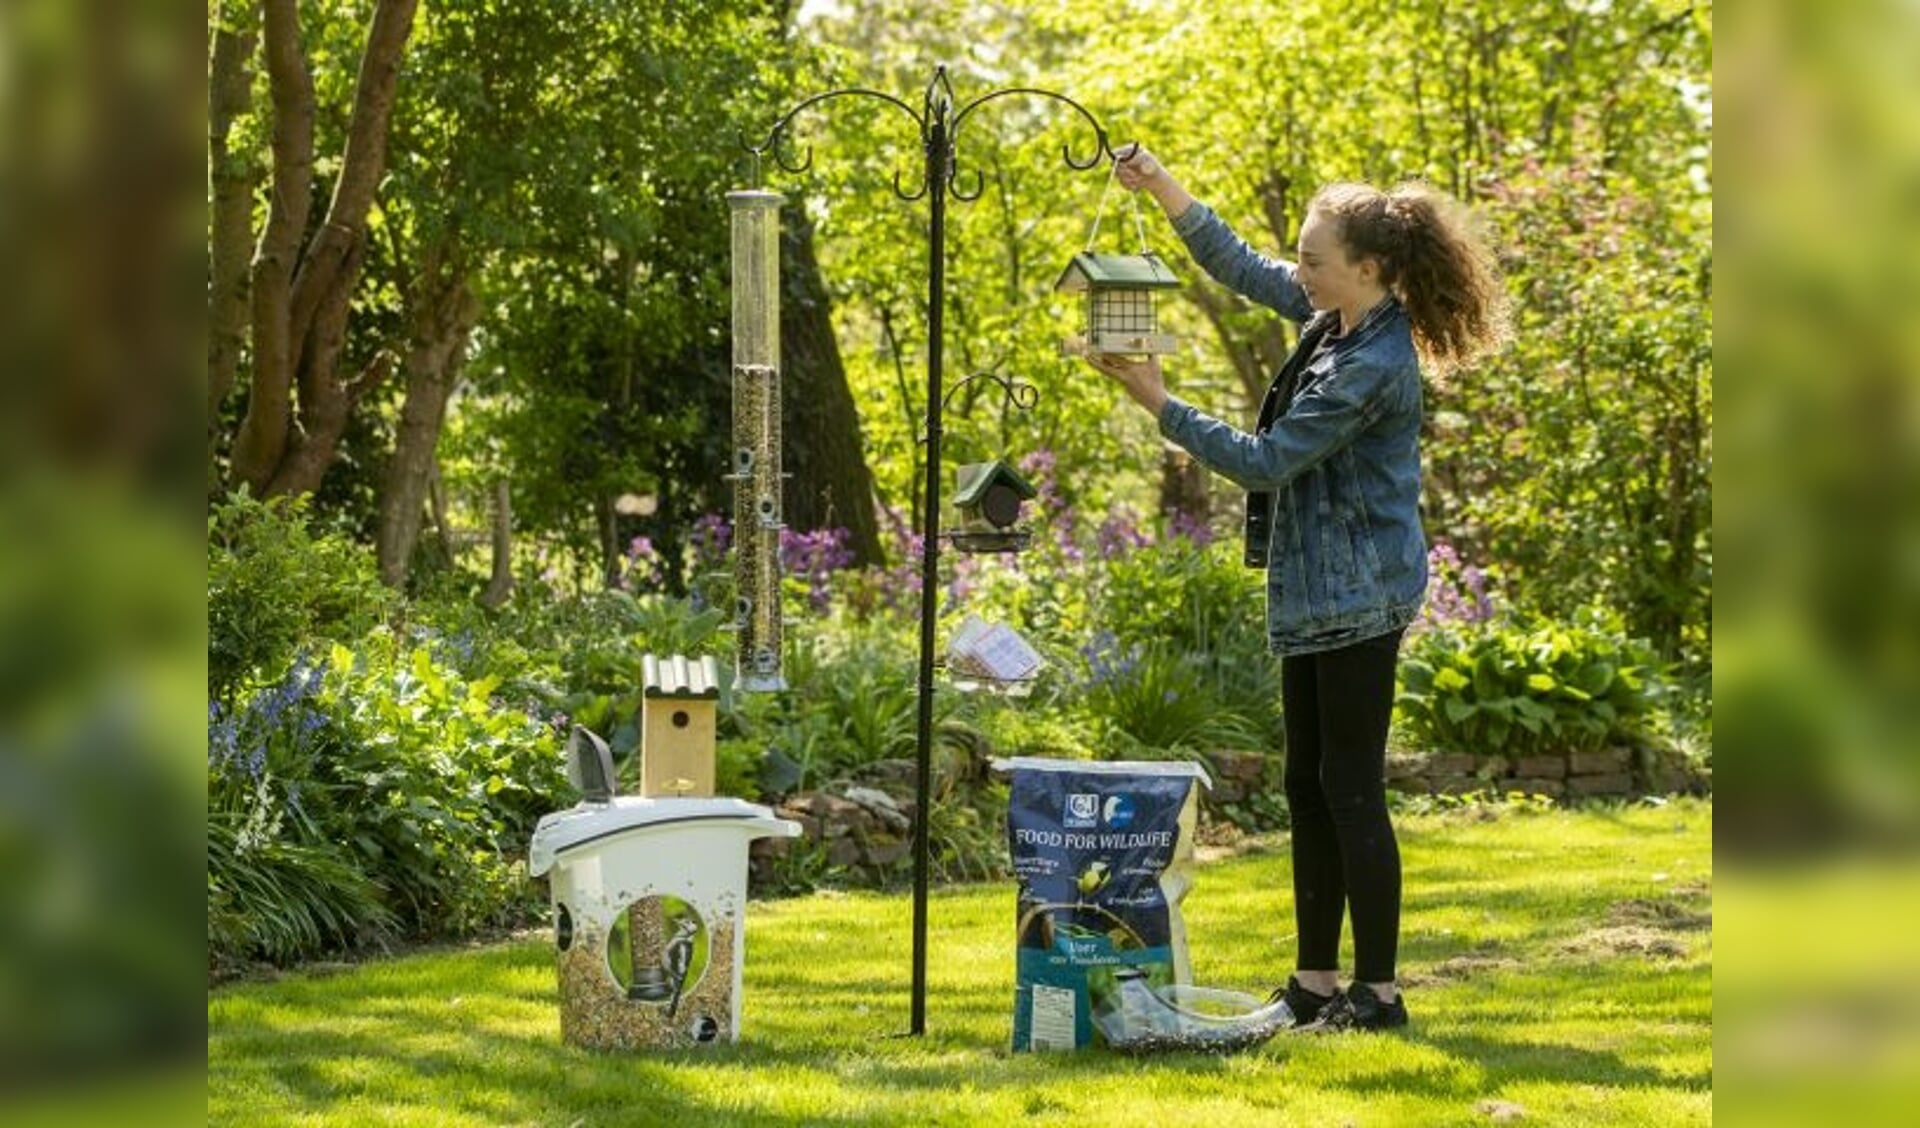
[1309, 181, 1511, 380]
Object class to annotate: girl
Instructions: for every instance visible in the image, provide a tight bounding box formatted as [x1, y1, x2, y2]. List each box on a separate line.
[1089, 145, 1509, 1031]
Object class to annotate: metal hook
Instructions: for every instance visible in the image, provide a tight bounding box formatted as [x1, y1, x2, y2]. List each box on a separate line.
[948, 164, 985, 202]
[892, 167, 930, 202]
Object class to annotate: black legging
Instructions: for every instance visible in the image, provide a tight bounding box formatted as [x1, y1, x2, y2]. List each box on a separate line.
[1281, 628, 1404, 985]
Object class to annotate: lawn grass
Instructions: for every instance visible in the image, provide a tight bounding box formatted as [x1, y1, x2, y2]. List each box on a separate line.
[208, 800, 1711, 1126]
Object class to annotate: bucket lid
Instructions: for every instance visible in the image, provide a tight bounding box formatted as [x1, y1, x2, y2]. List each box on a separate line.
[528, 796, 799, 877]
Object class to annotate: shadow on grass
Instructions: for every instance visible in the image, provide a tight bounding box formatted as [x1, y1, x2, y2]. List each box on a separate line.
[211, 805, 1713, 1126]
[214, 959, 1709, 1128]
[1405, 1029, 1712, 1094]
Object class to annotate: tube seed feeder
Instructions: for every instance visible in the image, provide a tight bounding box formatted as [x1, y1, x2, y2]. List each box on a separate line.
[1055, 251, 1181, 357]
[726, 189, 787, 693]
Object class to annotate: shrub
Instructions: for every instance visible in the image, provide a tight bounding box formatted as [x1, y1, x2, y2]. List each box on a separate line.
[447, 590, 727, 767]
[1395, 612, 1666, 759]
[207, 491, 391, 706]
[318, 636, 567, 933]
[207, 809, 393, 966]
[1090, 538, 1281, 749]
[1072, 632, 1265, 756]
[207, 640, 566, 967]
[721, 622, 973, 794]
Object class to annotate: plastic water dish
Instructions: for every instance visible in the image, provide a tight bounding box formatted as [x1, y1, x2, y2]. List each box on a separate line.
[1091, 969, 1291, 1055]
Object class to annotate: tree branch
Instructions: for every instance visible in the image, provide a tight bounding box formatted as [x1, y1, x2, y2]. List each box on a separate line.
[287, 0, 420, 375]
[231, 0, 314, 492]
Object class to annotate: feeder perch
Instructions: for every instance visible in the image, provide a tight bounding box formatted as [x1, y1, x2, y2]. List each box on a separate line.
[1055, 251, 1181, 357]
[639, 654, 721, 798]
[950, 459, 1036, 553]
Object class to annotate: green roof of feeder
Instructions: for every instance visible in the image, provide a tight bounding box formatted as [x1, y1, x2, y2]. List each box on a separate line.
[953, 460, 1037, 508]
[1053, 252, 1181, 293]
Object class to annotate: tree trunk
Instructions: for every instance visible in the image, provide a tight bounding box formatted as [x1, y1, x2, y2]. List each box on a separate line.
[778, 206, 884, 565]
[375, 243, 478, 587]
[231, 0, 314, 490]
[1158, 448, 1211, 527]
[427, 461, 452, 561]
[482, 479, 514, 608]
[596, 494, 621, 589]
[230, 0, 420, 498]
[207, 2, 258, 497]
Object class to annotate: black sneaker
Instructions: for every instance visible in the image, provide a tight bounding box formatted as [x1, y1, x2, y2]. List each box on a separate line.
[1268, 975, 1339, 1028]
[1304, 983, 1409, 1032]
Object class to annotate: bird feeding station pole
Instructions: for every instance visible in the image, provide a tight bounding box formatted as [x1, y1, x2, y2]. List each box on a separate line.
[740, 66, 1118, 1036]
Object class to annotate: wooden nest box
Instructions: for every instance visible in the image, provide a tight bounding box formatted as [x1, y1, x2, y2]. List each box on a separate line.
[639, 654, 720, 797]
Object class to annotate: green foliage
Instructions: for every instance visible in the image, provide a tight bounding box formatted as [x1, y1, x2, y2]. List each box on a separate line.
[721, 622, 969, 794]
[405, 0, 801, 580]
[1432, 156, 1712, 670]
[1075, 638, 1265, 756]
[971, 706, 1093, 760]
[801, 0, 1710, 685]
[751, 835, 847, 898]
[207, 809, 394, 966]
[318, 637, 566, 932]
[207, 640, 566, 969]
[442, 590, 728, 766]
[1396, 614, 1667, 760]
[930, 783, 1011, 885]
[206, 491, 391, 706]
[1092, 538, 1282, 747]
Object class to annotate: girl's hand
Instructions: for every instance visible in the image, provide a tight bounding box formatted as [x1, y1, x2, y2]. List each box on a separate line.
[1085, 353, 1169, 416]
[1113, 143, 1164, 192]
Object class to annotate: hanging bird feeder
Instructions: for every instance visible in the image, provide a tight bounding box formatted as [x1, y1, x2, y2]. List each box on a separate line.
[1055, 251, 1182, 357]
[948, 459, 1037, 554]
[1056, 156, 1181, 357]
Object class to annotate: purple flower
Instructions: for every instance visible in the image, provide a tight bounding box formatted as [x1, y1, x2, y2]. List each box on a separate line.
[1168, 509, 1215, 547]
[1020, 448, 1079, 548]
[211, 653, 330, 782]
[691, 513, 732, 569]
[1096, 510, 1154, 557]
[948, 554, 980, 602]
[1420, 540, 1496, 627]
[619, 535, 664, 592]
[779, 526, 856, 611]
[1078, 630, 1140, 687]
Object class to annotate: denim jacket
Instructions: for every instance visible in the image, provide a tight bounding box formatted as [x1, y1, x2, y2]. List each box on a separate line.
[1158, 201, 1428, 655]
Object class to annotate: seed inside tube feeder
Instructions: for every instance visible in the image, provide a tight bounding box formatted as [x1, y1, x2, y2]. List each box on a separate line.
[728, 190, 787, 693]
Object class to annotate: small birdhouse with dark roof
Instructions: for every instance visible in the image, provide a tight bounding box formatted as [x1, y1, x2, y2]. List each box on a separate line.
[639, 654, 720, 797]
[1055, 251, 1181, 357]
[950, 459, 1037, 553]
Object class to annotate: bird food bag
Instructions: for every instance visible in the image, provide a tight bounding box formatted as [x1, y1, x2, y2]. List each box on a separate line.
[999, 757, 1211, 1051]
